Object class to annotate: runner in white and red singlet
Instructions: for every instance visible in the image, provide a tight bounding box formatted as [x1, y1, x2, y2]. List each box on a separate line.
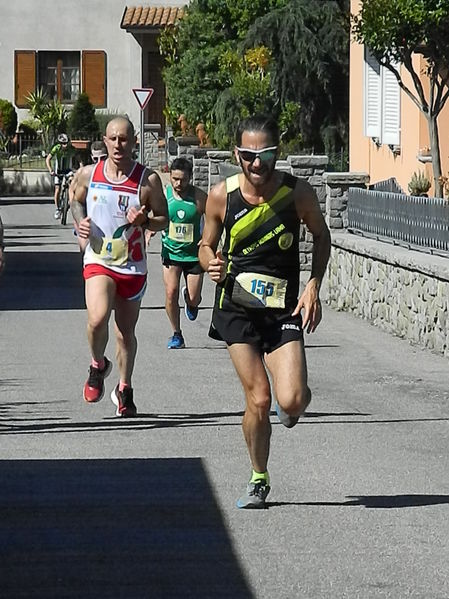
[70, 116, 168, 417]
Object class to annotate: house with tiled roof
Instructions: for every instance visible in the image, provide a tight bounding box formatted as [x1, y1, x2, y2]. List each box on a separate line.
[0, 0, 188, 137]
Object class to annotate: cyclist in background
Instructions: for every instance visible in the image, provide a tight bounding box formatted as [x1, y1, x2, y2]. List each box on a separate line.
[46, 133, 79, 219]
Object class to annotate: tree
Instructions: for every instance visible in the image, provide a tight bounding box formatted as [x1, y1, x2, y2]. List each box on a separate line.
[0, 99, 18, 137]
[160, 0, 348, 150]
[352, 0, 449, 196]
[26, 88, 67, 150]
[245, 0, 349, 153]
[68, 93, 100, 139]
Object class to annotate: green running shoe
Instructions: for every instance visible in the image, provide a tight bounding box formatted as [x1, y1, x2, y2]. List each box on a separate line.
[236, 480, 270, 509]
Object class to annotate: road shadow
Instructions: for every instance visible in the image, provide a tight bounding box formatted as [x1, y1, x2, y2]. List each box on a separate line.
[268, 494, 449, 509]
[0, 410, 374, 436]
[0, 197, 52, 206]
[0, 458, 253, 599]
[0, 250, 85, 310]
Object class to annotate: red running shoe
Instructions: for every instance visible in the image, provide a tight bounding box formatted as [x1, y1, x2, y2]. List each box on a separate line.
[83, 358, 112, 403]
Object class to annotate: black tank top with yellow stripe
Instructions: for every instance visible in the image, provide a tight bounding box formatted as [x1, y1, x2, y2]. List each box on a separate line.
[217, 173, 300, 310]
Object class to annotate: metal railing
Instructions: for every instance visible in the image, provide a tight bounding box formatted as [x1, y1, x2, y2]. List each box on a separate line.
[347, 187, 449, 255]
[0, 136, 47, 169]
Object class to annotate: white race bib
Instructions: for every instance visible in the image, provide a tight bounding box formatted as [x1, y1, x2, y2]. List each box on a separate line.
[232, 272, 287, 309]
[93, 236, 129, 266]
[168, 221, 194, 243]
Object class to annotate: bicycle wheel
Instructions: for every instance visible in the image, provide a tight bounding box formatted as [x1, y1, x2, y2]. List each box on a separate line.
[60, 185, 69, 225]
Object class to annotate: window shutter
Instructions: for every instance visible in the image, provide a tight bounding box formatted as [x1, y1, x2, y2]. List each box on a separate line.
[364, 48, 381, 138]
[381, 64, 401, 145]
[15, 51, 36, 108]
[82, 51, 106, 108]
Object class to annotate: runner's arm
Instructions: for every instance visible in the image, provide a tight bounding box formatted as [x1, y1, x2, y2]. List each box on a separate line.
[293, 181, 331, 332]
[138, 170, 168, 231]
[195, 186, 208, 241]
[199, 182, 226, 282]
[70, 166, 93, 245]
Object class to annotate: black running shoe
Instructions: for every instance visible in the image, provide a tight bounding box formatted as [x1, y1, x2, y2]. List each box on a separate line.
[110, 385, 137, 417]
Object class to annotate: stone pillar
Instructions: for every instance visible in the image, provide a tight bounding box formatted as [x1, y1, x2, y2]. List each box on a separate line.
[275, 159, 291, 173]
[143, 124, 161, 169]
[323, 172, 370, 230]
[287, 155, 328, 272]
[207, 150, 233, 191]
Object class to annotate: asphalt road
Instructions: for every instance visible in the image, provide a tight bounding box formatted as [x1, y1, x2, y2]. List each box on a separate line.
[0, 195, 448, 599]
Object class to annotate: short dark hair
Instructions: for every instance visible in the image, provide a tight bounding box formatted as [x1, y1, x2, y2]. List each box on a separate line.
[236, 114, 280, 147]
[170, 157, 193, 176]
[90, 140, 107, 153]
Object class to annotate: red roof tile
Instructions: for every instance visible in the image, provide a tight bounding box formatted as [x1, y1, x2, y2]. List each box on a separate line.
[121, 6, 185, 29]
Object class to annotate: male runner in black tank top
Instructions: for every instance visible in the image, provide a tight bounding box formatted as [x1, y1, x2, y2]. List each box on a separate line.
[199, 114, 331, 509]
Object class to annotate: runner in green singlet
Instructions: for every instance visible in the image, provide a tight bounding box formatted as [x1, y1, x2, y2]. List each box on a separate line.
[160, 157, 207, 349]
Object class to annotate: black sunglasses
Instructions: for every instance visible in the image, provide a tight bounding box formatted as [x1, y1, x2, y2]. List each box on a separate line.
[237, 146, 278, 163]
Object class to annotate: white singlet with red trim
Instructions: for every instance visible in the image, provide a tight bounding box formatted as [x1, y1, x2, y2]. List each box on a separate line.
[83, 160, 147, 275]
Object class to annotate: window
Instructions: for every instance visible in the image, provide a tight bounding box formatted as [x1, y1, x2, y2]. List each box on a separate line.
[38, 51, 80, 102]
[364, 47, 401, 146]
[15, 50, 106, 108]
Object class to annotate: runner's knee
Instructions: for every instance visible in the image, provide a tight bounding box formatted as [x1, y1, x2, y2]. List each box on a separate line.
[278, 385, 311, 415]
[246, 386, 272, 414]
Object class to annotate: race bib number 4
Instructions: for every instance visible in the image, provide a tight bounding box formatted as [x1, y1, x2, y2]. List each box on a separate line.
[232, 272, 287, 309]
[94, 237, 129, 266]
[168, 221, 194, 243]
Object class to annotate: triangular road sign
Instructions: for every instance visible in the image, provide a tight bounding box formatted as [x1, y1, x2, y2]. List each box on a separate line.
[132, 88, 154, 110]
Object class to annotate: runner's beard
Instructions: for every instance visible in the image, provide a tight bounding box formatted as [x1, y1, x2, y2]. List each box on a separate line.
[240, 158, 276, 187]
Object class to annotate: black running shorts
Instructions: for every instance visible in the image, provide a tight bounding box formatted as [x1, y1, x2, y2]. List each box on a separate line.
[211, 303, 303, 354]
[162, 256, 203, 275]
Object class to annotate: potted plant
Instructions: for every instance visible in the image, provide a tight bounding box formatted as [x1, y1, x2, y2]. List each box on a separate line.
[408, 171, 431, 197]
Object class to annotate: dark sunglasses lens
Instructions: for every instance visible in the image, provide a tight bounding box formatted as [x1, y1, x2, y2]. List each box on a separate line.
[259, 150, 276, 162]
[239, 151, 255, 162]
[239, 150, 276, 163]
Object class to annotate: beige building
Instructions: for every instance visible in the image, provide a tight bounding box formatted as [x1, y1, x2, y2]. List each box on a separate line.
[350, 0, 449, 195]
[1, 1, 187, 136]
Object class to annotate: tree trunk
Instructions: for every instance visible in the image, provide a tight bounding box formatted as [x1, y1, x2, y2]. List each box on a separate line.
[428, 113, 443, 197]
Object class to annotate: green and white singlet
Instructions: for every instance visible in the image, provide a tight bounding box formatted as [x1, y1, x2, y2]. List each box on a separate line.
[161, 185, 202, 262]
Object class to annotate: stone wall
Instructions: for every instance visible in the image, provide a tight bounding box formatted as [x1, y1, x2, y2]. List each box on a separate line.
[0, 169, 52, 195]
[326, 233, 449, 357]
[143, 124, 161, 170]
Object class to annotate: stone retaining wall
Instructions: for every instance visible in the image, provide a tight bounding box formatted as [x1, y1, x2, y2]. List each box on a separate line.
[0, 169, 52, 195]
[326, 233, 449, 357]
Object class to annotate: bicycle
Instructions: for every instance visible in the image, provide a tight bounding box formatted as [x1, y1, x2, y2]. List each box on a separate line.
[57, 171, 74, 226]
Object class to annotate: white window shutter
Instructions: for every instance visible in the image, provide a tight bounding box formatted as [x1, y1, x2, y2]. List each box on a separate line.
[364, 47, 381, 138]
[381, 64, 401, 145]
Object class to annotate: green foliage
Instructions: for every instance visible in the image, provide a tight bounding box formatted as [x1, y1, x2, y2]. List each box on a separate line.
[213, 46, 273, 146]
[352, 0, 449, 64]
[161, 0, 349, 151]
[0, 99, 18, 137]
[245, 0, 349, 152]
[26, 88, 68, 150]
[68, 93, 100, 139]
[408, 171, 431, 196]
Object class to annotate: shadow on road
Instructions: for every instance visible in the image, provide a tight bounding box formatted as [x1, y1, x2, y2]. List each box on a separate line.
[269, 494, 449, 509]
[0, 458, 253, 599]
[0, 250, 85, 310]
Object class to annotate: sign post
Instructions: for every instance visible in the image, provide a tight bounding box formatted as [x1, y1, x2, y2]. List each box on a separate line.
[132, 88, 154, 165]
